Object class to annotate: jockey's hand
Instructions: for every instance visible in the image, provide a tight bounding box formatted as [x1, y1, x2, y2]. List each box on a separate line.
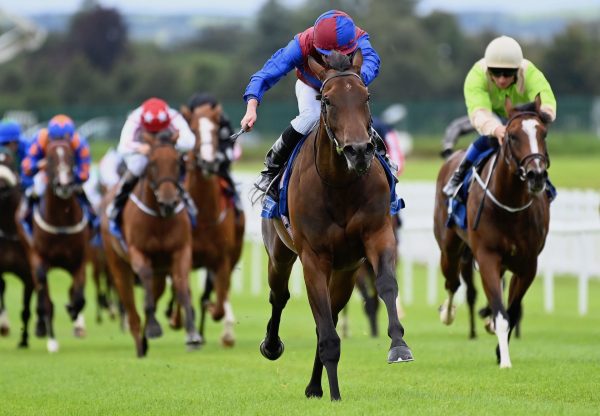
[241, 98, 258, 132]
[37, 159, 47, 171]
[138, 143, 151, 155]
[493, 125, 507, 144]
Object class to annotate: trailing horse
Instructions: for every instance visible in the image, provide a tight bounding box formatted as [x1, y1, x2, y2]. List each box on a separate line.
[434, 95, 551, 368]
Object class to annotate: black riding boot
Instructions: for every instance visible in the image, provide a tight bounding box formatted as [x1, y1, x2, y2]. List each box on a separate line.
[443, 157, 473, 198]
[372, 128, 398, 176]
[75, 187, 99, 231]
[108, 170, 139, 224]
[254, 125, 304, 200]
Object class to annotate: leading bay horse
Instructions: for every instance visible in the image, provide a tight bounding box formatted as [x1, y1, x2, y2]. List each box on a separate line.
[0, 148, 34, 347]
[19, 139, 90, 353]
[179, 101, 245, 346]
[101, 131, 202, 357]
[259, 50, 413, 401]
[434, 95, 551, 368]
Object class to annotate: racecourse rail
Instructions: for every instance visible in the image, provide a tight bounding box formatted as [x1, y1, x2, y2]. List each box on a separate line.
[231, 173, 600, 316]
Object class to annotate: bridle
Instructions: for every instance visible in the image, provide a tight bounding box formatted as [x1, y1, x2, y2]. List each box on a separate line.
[47, 141, 77, 199]
[145, 142, 182, 203]
[503, 111, 549, 181]
[315, 71, 375, 155]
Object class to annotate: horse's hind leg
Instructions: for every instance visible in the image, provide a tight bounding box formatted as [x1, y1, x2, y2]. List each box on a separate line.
[506, 273, 533, 342]
[460, 249, 477, 339]
[439, 233, 463, 325]
[171, 246, 202, 349]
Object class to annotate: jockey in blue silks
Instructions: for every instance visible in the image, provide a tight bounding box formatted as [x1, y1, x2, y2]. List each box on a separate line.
[240, 9, 384, 200]
[0, 120, 29, 185]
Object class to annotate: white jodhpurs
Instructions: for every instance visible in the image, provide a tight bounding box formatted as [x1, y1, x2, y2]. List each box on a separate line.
[123, 153, 148, 177]
[290, 80, 321, 135]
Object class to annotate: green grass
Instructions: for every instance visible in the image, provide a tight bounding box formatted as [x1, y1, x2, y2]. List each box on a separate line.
[1, 255, 599, 415]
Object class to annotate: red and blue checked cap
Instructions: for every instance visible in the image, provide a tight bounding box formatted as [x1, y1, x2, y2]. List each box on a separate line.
[48, 114, 75, 139]
[140, 97, 171, 133]
[313, 10, 358, 56]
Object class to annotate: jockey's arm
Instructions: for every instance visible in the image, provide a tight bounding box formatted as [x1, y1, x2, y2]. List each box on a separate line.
[464, 64, 503, 138]
[356, 33, 380, 86]
[117, 109, 144, 155]
[170, 112, 195, 153]
[21, 135, 44, 178]
[524, 62, 557, 121]
[73, 134, 91, 183]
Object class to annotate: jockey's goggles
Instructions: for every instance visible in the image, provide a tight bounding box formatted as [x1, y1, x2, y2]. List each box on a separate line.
[488, 67, 518, 78]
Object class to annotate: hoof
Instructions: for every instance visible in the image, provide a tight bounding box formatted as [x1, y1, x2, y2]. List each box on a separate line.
[18, 341, 29, 349]
[0, 325, 9, 337]
[73, 326, 86, 338]
[145, 320, 163, 339]
[47, 338, 59, 353]
[439, 299, 456, 325]
[387, 345, 414, 363]
[259, 338, 284, 361]
[221, 334, 235, 348]
[35, 320, 46, 338]
[186, 333, 203, 351]
[137, 336, 148, 358]
[305, 385, 323, 399]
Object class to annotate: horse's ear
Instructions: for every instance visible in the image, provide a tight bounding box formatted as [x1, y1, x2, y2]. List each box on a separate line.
[141, 131, 156, 145]
[351, 48, 363, 74]
[308, 56, 327, 81]
[534, 93, 542, 113]
[505, 95, 515, 116]
[180, 105, 192, 124]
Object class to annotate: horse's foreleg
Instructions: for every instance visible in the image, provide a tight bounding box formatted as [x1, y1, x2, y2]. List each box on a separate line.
[19, 273, 34, 348]
[209, 260, 232, 321]
[198, 270, 214, 341]
[460, 250, 477, 339]
[172, 246, 202, 349]
[90, 253, 103, 324]
[506, 272, 534, 341]
[69, 261, 87, 338]
[0, 275, 9, 336]
[301, 250, 341, 401]
[477, 251, 511, 368]
[130, 247, 161, 339]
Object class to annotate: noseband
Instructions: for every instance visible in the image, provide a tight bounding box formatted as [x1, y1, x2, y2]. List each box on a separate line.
[503, 111, 549, 181]
[146, 143, 181, 199]
[316, 72, 375, 154]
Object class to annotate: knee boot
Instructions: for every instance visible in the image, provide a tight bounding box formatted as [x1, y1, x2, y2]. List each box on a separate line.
[254, 125, 304, 200]
[108, 170, 139, 224]
[442, 156, 473, 198]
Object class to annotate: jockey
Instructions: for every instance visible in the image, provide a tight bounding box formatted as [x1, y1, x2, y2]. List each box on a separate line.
[107, 97, 196, 232]
[20, 114, 96, 231]
[187, 92, 244, 215]
[0, 120, 29, 178]
[443, 35, 557, 198]
[240, 9, 382, 199]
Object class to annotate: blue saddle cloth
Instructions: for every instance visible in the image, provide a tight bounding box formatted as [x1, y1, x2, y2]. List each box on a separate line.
[446, 149, 558, 230]
[261, 137, 405, 219]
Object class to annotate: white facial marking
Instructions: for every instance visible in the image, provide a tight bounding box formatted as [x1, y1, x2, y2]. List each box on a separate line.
[56, 146, 71, 185]
[345, 82, 351, 91]
[522, 119, 540, 154]
[198, 117, 215, 162]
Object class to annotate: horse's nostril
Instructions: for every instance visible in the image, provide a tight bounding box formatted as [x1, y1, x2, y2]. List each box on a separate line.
[543, 171, 548, 179]
[526, 171, 535, 180]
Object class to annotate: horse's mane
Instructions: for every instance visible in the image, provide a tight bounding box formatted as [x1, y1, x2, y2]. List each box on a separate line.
[324, 51, 352, 72]
[513, 101, 552, 124]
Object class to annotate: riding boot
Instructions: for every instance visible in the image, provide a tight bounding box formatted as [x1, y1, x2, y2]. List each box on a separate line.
[442, 156, 473, 198]
[220, 169, 243, 216]
[178, 184, 198, 219]
[108, 170, 139, 229]
[20, 189, 39, 237]
[254, 125, 304, 200]
[372, 128, 398, 177]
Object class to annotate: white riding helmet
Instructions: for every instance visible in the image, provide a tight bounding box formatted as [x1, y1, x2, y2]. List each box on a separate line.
[484, 36, 523, 68]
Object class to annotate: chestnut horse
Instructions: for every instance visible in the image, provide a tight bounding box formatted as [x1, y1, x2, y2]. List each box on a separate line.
[0, 148, 34, 347]
[434, 95, 551, 368]
[19, 139, 90, 353]
[101, 131, 201, 357]
[179, 101, 245, 346]
[259, 50, 413, 401]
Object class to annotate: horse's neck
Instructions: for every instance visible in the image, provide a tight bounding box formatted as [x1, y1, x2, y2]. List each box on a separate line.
[134, 178, 160, 211]
[314, 127, 352, 181]
[42, 189, 82, 226]
[187, 168, 221, 218]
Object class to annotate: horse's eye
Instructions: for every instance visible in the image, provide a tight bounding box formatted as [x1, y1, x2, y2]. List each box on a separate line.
[366, 94, 371, 102]
[323, 97, 331, 106]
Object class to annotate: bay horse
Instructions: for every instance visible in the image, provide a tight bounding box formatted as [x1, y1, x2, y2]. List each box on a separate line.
[0, 148, 34, 347]
[178, 101, 245, 346]
[434, 95, 551, 368]
[19, 139, 90, 353]
[259, 50, 413, 401]
[101, 130, 202, 357]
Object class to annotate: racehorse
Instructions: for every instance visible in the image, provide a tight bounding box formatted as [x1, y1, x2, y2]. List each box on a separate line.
[259, 50, 413, 401]
[0, 148, 34, 347]
[434, 95, 551, 368]
[101, 130, 202, 357]
[178, 101, 245, 346]
[19, 139, 90, 352]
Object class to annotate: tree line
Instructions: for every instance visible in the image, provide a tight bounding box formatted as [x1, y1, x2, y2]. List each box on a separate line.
[1, 0, 598, 117]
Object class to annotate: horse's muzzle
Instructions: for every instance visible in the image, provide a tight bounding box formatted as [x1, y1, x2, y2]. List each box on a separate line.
[158, 197, 180, 217]
[342, 142, 375, 174]
[526, 169, 547, 194]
